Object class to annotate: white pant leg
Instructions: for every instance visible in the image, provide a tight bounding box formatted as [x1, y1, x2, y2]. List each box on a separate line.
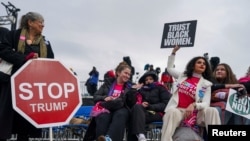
[161, 107, 183, 141]
[197, 107, 221, 131]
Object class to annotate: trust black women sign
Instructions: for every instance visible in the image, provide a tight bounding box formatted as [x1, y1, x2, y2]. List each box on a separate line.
[161, 20, 197, 48]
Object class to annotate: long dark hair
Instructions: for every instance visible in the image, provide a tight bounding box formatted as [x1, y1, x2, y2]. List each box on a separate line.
[184, 56, 212, 81]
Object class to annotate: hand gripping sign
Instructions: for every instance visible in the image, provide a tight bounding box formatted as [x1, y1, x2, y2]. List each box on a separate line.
[226, 88, 250, 120]
[11, 58, 82, 128]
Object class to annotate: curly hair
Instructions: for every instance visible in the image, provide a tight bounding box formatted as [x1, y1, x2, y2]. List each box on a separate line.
[184, 56, 213, 81]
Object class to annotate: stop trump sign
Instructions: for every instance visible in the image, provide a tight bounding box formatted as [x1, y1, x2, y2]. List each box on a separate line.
[11, 58, 82, 128]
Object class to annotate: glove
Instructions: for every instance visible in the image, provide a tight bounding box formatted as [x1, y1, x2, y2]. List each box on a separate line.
[25, 52, 35, 61]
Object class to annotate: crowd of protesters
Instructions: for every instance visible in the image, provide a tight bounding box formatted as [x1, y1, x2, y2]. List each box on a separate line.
[1, 11, 250, 141]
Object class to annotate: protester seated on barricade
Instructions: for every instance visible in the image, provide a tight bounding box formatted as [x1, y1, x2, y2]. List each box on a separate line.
[127, 71, 171, 141]
[210, 63, 246, 124]
[161, 45, 221, 141]
[83, 61, 137, 141]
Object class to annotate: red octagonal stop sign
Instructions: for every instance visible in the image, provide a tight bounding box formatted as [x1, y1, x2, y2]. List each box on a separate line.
[11, 58, 82, 128]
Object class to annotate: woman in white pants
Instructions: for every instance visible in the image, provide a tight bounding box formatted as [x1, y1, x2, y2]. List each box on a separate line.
[161, 46, 221, 141]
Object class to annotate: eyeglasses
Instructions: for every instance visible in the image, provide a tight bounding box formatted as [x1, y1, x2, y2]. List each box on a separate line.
[35, 20, 44, 26]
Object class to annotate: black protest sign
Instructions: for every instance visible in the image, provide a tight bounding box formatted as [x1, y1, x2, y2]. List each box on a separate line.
[160, 20, 197, 48]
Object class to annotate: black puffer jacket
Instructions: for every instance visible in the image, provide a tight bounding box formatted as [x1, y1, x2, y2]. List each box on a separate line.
[139, 82, 171, 112]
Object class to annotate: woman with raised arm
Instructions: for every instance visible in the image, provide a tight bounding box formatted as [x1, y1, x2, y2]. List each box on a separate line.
[161, 45, 221, 141]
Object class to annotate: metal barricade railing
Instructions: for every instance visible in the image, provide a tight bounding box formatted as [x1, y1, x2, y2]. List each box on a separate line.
[79, 80, 104, 97]
[80, 81, 88, 96]
[146, 122, 163, 141]
[41, 127, 82, 141]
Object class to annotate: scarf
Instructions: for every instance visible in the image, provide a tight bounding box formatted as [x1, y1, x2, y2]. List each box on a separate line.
[18, 28, 47, 57]
[180, 110, 200, 134]
[141, 81, 162, 90]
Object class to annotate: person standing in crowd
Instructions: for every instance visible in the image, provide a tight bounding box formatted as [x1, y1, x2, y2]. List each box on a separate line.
[160, 67, 174, 91]
[210, 63, 246, 124]
[84, 61, 137, 141]
[0, 12, 54, 141]
[86, 66, 99, 96]
[161, 45, 221, 141]
[128, 71, 171, 141]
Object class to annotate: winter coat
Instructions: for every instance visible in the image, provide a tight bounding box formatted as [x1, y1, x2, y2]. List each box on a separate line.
[0, 29, 54, 138]
[138, 83, 171, 113]
[0, 27, 10, 82]
[165, 54, 212, 111]
[83, 78, 137, 141]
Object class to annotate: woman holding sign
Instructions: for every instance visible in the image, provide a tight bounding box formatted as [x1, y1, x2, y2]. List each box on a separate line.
[161, 45, 221, 141]
[0, 12, 54, 141]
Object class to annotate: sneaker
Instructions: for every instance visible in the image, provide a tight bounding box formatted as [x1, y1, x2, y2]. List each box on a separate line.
[98, 135, 112, 141]
[105, 135, 112, 141]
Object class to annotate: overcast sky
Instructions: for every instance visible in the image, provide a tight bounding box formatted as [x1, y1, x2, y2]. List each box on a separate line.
[1, 0, 250, 83]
